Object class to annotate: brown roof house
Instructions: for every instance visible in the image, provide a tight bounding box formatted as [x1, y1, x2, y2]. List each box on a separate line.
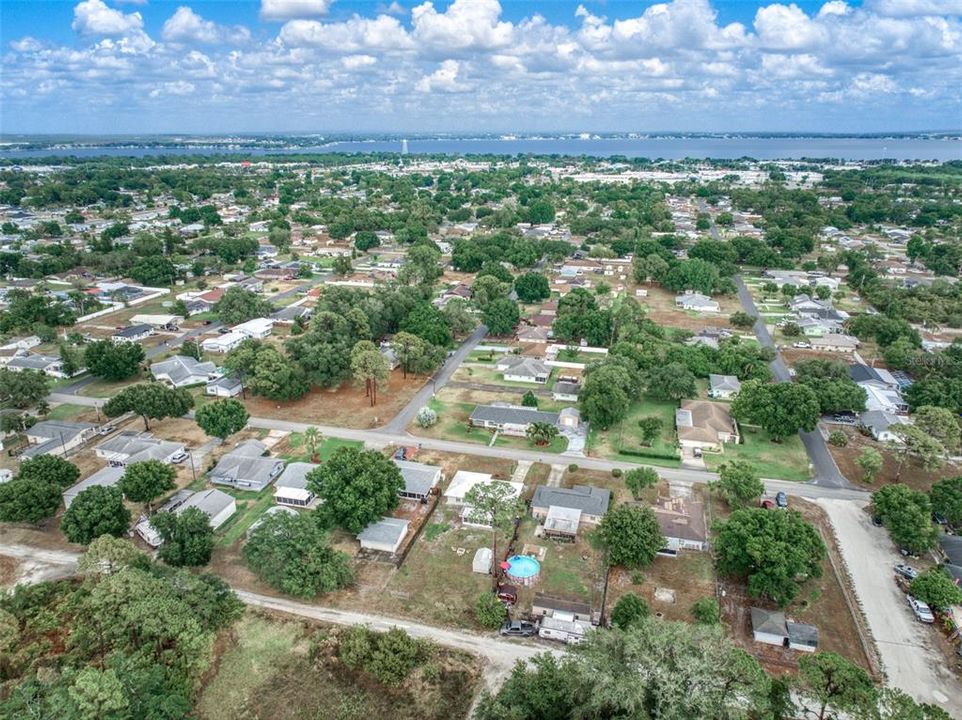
[654, 495, 708, 554]
[675, 399, 739, 453]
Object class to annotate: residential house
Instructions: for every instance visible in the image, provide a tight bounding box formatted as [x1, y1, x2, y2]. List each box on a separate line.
[381, 344, 400, 370]
[675, 291, 720, 313]
[208, 439, 285, 491]
[654, 495, 708, 553]
[232, 317, 273, 339]
[787, 622, 820, 652]
[531, 485, 611, 539]
[938, 535, 962, 583]
[95, 432, 184, 466]
[6, 353, 81, 378]
[469, 404, 563, 437]
[434, 282, 472, 307]
[135, 489, 193, 546]
[559, 259, 602, 276]
[850, 364, 900, 388]
[255, 267, 294, 281]
[394, 459, 442, 502]
[517, 325, 550, 343]
[530, 594, 593, 623]
[750, 608, 818, 652]
[675, 400, 739, 453]
[860, 383, 909, 415]
[176, 489, 237, 530]
[357, 517, 410, 554]
[708, 374, 741, 399]
[538, 615, 591, 644]
[858, 411, 910, 442]
[22, 420, 96, 459]
[497, 356, 550, 384]
[129, 314, 180, 330]
[810, 334, 859, 353]
[789, 294, 848, 323]
[151, 355, 217, 388]
[445, 471, 523, 526]
[63, 466, 125, 509]
[274, 462, 318, 507]
[111, 324, 154, 345]
[206, 374, 244, 398]
[552, 381, 580, 402]
[271, 305, 312, 325]
[202, 331, 248, 354]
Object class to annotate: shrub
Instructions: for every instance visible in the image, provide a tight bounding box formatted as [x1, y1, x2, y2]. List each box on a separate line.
[827, 431, 848, 447]
[415, 406, 438, 428]
[611, 592, 649, 629]
[338, 626, 427, 686]
[475, 591, 507, 629]
[691, 597, 721, 625]
[611, 468, 623, 478]
[568, 463, 579, 472]
[625, 468, 659, 499]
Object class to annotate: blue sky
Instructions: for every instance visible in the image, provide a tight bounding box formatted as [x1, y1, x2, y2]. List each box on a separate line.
[1, 0, 958, 134]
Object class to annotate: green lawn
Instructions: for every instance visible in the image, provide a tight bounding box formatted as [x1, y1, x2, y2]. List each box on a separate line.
[216, 487, 277, 546]
[515, 517, 601, 604]
[46, 403, 92, 421]
[456, 364, 559, 389]
[587, 395, 681, 466]
[494, 432, 568, 454]
[278, 434, 363, 463]
[704, 427, 813, 482]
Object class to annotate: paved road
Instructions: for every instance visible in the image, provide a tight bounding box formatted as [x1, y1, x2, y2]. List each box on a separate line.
[380, 324, 487, 433]
[734, 274, 850, 488]
[817, 500, 962, 716]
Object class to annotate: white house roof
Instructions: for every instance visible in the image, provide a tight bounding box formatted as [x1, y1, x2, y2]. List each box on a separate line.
[276, 462, 318, 490]
[709, 374, 741, 394]
[63, 466, 125, 508]
[446, 472, 522, 502]
[202, 331, 247, 349]
[232, 318, 273, 336]
[151, 355, 216, 385]
[177, 489, 235, 521]
[357, 516, 409, 546]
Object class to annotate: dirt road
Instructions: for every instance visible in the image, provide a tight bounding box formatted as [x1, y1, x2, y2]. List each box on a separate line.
[818, 499, 962, 716]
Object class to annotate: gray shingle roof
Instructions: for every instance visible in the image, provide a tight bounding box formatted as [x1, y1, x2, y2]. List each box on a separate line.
[357, 516, 408, 546]
[276, 462, 319, 490]
[709, 374, 741, 393]
[750, 608, 787, 637]
[63, 466, 125, 508]
[531, 484, 610, 516]
[96, 432, 183, 463]
[177, 489, 234, 519]
[114, 323, 153, 338]
[394, 459, 441, 497]
[151, 355, 216, 385]
[786, 621, 819, 646]
[470, 404, 559, 426]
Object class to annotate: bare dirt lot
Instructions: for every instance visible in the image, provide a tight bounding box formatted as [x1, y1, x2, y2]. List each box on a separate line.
[827, 426, 962, 492]
[241, 369, 426, 429]
[633, 284, 738, 331]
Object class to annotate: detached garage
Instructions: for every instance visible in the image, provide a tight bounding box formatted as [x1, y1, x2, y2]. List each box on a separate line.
[357, 517, 410, 554]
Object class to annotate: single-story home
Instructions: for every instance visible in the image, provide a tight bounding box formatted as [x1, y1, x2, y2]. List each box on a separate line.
[552, 381, 580, 402]
[63, 466, 126, 508]
[393, 459, 442, 502]
[151, 355, 218, 388]
[860, 383, 909, 415]
[469, 404, 563, 436]
[135, 489, 194, 546]
[202, 331, 248, 354]
[517, 325, 550, 343]
[274, 462, 318, 507]
[271, 305, 312, 325]
[675, 400, 739, 452]
[858, 410, 910, 442]
[112, 323, 154, 344]
[357, 516, 410, 554]
[496, 356, 550, 384]
[810, 334, 859, 353]
[531, 485, 611, 532]
[206, 374, 244, 398]
[95, 432, 184, 466]
[208, 439, 285, 491]
[787, 622, 820, 652]
[232, 317, 273, 339]
[6, 353, 81, 379]
[654, 496, 708, 553]
[675, 291, 720, 313]
[176, 488, 237, 530]
[129, 314, 180, 330]
[531, 594, 593, 623]
[708, 374, 741, 399]
[445, 471, 523, 526]
[750, 608, 819, 652]
[22, 420, 97, 459]
[938, 535, 962, 583]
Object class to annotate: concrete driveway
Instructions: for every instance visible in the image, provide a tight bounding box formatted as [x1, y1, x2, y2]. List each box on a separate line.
[818, 499, 962, 716]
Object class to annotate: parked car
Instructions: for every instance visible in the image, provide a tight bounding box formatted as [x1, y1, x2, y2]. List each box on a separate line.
[217, 327, 231, 334]
[872, 516, 884, 527]
[907, 595, 935, 624]
[97, 425, 115, 436]
[894, 564, 919, 581]
[760, 499, 775, 510]
[831, 413, 857, 425]
[500, 620, 537, 637]
[170, 451, 189, 464]
[792, 341, 812, 349]
[775, 491, 788, 509]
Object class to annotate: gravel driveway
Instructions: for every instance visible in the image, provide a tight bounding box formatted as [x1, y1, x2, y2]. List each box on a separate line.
[818, 499, 962, 715]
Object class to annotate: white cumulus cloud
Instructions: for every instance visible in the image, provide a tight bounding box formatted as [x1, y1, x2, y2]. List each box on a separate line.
[162, 6, 251, 44]
[72, 0, 144, 36]
[416, 59, 471, 92]
[260, 0, 333, 21]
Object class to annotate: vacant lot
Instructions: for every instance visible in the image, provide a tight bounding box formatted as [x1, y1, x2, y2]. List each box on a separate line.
[827, 426, 962, 492]
[197, 612, 481, 720]
[634, 285, 738, 330]
[606, 551, 716, 625]
[704, 426, 812, 482]
[587, 395, 681, 467]
[242, 369, 425, 429]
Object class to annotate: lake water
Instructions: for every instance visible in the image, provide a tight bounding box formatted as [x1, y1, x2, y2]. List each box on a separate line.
[2, 136, 960, 161]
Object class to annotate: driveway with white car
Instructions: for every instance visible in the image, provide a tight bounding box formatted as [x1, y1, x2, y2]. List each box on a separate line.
[818, 498, 962, 716]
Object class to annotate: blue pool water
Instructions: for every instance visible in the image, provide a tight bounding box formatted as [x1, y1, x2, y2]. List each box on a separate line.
[506, 555, 541, 579]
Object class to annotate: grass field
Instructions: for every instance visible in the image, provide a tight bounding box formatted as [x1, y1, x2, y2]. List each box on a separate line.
[215, 488, 276, 546]
[277, 434, 363, 463]
[704, 427, 813, 482]
[587, 395, 681, 467]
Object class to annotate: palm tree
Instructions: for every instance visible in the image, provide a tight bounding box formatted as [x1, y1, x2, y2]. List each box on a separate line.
[303, 426, 321, 463]
[526, 421, 559, 447]
[36, 400, 51, 418]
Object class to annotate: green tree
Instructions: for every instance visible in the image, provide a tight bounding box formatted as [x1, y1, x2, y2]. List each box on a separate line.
[624, 467, 658, 499]
[244, 511, 353, 597]
[579, 360, 637, 429]
[61, 486, 131, 545]
[514, 273, 550, 302]
[797, 652, 877, 720]
[389, 331, 426, 379]
[16, 454, 80, 488]
[690, 597, 721, 625]
[84, 339, 145, 381]
[78, 535, 145, 575]
[0, 368, 51, 408]
[526, 421, 559, 447]
[521, 390, 538, 407]
[195, 398, 249, 439]
[464, 480, 526, 572]
[476, 591, 508, 629]
[118, 460, 176, 513]
[303, 426, 322, 462]
[598, 504, 664, 569]
[213, 286, 273, 325]
[482, 297, 520, 336]
[611, 592, 649, 629]
[913, 405, 961, 454]
[130, 256, 178, 286]
[729, 311, 756, 329]
[875, 688, 953, 720]
[472, 275, 511, 308]
[909, 568, 962, 612]
[351, 342, 390, 407]
[647, 362, 697, 401]
[401, 303, 452, 346]
[353, 230, 380, 252]
[856, 447, 884, 484]
[710, 460, 764, 508]
[714, 508, 826, 606]
[308, 447, 403, 533]
[67, 666, 129, 720]
[891, 425, 946, 478]
[731, 380, 821, 442]
[442, 298, 478, 336]
[227, 341, 310, 401]
[151, 507, 215, 567]
[0, 477, 62, 524]
[637, 416, 663, 446]
[104, 382, 194, 431]
[930, 476, 962, 526]
[872, 484, 939, 553]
